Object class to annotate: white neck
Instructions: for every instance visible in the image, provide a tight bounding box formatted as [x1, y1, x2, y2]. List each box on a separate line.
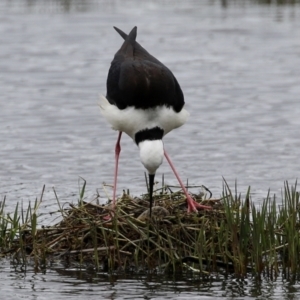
[138, 140, 164, 175]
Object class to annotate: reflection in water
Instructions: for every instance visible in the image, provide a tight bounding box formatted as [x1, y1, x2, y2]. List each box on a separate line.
[2, 262, 300, 299]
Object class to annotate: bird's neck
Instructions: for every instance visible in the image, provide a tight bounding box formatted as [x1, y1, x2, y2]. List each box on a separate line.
[138, 140, 164, 175]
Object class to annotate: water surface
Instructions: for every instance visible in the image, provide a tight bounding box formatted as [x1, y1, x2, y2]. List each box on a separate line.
[1, 0, 300, 298]
[1, 260, 300, 300]
[1, 0, 300, 207]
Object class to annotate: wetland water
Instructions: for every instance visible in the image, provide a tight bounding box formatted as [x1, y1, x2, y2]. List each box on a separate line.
[0, 0, 300, 298]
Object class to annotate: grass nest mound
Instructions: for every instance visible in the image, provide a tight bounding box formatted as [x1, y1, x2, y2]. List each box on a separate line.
[3, 181, 300, 278]
[10, 186, 224, 273]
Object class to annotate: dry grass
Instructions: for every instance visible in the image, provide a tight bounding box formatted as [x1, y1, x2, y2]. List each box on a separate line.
[1, 180, 300, 278]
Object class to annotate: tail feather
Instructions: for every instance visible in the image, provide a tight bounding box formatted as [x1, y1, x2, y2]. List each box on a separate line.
[113, 26, 164, 67]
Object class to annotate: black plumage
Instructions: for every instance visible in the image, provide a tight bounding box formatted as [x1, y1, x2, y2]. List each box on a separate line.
[106, 26, 184, 112]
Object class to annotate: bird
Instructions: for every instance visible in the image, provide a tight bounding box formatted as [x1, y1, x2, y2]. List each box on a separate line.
[100, 26, 211, 216]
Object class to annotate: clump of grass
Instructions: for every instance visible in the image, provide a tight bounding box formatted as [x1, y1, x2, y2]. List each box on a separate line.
[0, 180, 300, 279]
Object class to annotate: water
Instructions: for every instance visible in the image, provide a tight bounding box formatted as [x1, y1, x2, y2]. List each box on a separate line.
[2, 260, 300, 300]
[0, 0, 300, 298]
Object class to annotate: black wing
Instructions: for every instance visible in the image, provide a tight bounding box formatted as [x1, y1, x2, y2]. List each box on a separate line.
[106, 26, 184, 112]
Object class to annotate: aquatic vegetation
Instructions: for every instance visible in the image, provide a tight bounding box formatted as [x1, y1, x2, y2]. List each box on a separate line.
[0, 179, 299, 279]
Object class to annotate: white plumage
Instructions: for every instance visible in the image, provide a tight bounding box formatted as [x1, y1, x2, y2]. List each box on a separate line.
[99, 95, 189, 140]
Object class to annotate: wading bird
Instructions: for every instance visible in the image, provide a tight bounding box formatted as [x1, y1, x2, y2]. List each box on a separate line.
[100, 26, 211, 216]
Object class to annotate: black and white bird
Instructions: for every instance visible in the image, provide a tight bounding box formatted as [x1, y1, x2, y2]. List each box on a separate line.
[100, 26, 210, 216]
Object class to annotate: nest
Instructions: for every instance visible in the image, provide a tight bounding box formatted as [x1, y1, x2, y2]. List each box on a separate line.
[3, 180, 300, 279]
[11, 187, 227, 273]
[4, 181, 300, 278]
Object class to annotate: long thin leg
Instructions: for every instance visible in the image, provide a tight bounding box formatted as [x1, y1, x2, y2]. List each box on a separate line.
[112, 131, 122, 207]
[164, 150, 211, 212]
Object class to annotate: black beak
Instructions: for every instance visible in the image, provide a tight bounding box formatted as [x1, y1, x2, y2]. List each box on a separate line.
[149, 174, 155, 217]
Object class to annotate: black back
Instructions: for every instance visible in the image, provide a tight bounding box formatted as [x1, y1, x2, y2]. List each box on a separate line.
[106, 26, 184, 113]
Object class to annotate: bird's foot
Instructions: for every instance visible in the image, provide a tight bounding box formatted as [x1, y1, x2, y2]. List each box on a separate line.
[103, 213, 113, 221]
[102, 203, 115, 221]
[186, 195, 212, 213]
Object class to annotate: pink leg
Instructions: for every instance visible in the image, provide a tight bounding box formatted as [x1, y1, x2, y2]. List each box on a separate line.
[112, 131, 122, 207]
[164, 150, 211, 213]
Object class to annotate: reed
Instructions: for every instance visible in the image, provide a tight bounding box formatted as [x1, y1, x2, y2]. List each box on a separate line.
[0, 180, 299, 278]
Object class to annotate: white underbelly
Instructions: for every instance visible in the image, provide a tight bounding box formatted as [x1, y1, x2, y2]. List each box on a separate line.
[99, 95, 190, 140]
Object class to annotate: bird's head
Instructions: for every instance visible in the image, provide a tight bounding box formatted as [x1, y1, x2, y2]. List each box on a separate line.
[139, 140, 164, 175]
[138, 140, 164, 217]
[138, 140, 164, 175]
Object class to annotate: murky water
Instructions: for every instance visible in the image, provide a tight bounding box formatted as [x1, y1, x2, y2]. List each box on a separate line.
[1, 0, 300, 298]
